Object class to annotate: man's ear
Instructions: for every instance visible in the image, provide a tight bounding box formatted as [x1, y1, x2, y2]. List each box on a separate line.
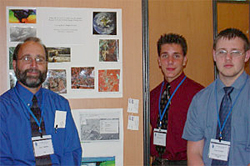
[158, 57, 161, 67]
[183, 56, 188, 67]
[13, 60, 17, 72]
[213, 49, 217, 62]
[244, 49, 250, 63]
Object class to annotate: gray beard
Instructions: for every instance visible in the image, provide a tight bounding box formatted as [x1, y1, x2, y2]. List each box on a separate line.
[15, 68, 47, 88]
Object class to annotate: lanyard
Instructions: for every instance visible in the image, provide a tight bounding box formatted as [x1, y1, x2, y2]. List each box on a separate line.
[158, 76, 186, 127]
[215, 77, 247, 140]
[14, 88, 44, 135]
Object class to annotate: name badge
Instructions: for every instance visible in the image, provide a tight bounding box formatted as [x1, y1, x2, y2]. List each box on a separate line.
[54, 110, 67, 129]
[208, 139, 230, 161]
[153, 128, 167, 146]
[32, 135, 54, 157]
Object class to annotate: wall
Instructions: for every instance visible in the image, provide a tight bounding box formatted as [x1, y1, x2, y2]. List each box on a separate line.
[217, 2, 250, 74]
[149, 0, 214, 90]
[0, 0, 143, 165]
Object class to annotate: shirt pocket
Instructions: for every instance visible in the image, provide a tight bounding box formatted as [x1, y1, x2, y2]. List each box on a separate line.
[231, 116, 250, 165]
[233, 116, 250, 150]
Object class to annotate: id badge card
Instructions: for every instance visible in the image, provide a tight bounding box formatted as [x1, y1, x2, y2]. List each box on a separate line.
[54, 110, 67, 129]
[208, 139, 230, 161]
[32, 135, 54, 157]
[153, 128, 167, 146]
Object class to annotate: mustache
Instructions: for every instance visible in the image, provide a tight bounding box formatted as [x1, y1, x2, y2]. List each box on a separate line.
[26, 69, 40, 72]
[25, 69, 41, 74]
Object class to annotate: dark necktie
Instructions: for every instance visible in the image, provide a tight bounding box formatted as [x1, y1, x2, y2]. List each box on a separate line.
[30, 95, 52, 166]
[212, 87, 234, 166]
[156, 83, 171, 157]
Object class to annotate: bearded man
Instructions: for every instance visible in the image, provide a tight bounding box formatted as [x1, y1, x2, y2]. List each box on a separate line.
[0, 37, 82, 165]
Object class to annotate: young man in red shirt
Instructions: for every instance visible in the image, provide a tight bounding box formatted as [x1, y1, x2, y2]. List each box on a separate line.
[150, 33, 204, 166]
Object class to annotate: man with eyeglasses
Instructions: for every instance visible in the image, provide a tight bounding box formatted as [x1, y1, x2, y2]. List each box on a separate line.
[182, 28, 250, 166]
[150, 33, 204, 166]
[0, 37, 82, 165]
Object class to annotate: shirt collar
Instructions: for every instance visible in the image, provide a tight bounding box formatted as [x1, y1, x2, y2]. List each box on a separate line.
[232, 71, 248, 90]
[164, 72, 185, 92]
[15, 82, 43, 106]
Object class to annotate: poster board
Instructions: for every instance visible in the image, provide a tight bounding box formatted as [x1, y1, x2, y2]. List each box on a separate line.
[7, 7, 123, 99]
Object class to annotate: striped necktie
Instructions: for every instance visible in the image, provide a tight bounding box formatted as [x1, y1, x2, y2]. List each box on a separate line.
[212, 87, 234, 166]
[156, 83, 171, 157]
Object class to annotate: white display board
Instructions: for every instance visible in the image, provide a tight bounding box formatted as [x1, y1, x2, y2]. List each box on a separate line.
[7, 7, 123, 99]
[72, 108, 124, 166]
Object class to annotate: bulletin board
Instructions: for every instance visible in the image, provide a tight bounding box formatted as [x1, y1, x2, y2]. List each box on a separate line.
[0, 1, 144, 166]
[6, 7, 123, 99]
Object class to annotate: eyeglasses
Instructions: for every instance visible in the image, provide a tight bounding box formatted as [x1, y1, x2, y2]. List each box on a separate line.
[17, 55, 47, 64]
[215, 49, 245, 58]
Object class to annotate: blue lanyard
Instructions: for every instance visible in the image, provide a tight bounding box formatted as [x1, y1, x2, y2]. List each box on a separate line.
[158, 76, 186, 127]
[14, 88, 44, 134]
[215, 77, 247, 140]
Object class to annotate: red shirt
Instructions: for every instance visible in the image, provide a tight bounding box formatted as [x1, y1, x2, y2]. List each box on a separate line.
[150, 73, 204, 160]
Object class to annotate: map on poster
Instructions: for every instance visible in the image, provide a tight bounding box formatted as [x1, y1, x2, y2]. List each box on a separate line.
[73, 108, 123, 166]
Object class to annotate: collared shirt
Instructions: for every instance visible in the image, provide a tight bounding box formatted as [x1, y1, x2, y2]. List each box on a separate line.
[150, 73, 204, 160]
[0, 82, 82, 165]
[182, 72, 250, 165]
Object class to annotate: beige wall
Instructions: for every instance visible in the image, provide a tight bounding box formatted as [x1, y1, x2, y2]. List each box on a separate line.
[149, 0, 214, 90]
[217, 2, 250, 75]
[0, 1, 143, 165]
